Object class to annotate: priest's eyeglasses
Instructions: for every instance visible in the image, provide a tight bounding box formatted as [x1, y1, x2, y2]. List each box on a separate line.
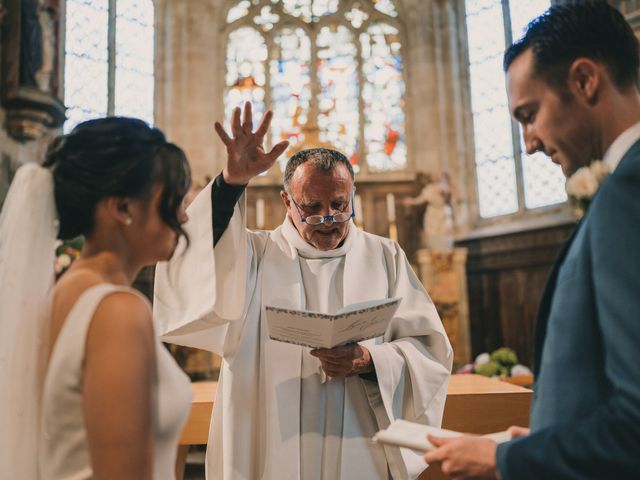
[288, 193, 355, 226]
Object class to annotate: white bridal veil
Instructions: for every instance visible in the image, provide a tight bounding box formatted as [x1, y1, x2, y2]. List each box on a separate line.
[0, 163, 58, 479]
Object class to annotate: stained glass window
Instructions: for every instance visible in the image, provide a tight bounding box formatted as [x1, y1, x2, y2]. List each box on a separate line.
[224, 0, 406, 173]
[64, 0, 155, 132]
[316, 25, 359, 160]
[465, 0, 567, 218]
[225, 27, 267, 130]
[361, 22, 405, 172]
[270, 27, 312, 169]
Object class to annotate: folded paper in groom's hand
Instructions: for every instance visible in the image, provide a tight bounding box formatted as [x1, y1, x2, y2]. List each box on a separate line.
[372, 419, 512, 452]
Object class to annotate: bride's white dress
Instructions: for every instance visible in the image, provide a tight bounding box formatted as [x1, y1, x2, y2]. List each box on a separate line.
[39, 283, 192, 479]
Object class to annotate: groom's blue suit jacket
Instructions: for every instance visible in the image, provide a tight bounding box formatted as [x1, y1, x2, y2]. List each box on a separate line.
[496, 140, 640, 479]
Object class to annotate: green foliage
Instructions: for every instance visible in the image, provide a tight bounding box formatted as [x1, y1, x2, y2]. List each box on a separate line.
[474, 361, 501, 377]
[490, 347, 518, 369]
[474, 347, 519, 377]
[55, 236, 84, 256]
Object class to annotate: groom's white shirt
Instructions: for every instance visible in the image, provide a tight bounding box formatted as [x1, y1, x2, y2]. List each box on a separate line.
[603, 120, 640, 172]
[153, 184, 452, 480]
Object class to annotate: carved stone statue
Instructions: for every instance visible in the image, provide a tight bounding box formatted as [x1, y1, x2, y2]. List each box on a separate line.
[3, 0, 64, 140]
[404, 172, 455, 251]
[19, 0, 43, 88]
[35, 0, 57, 92]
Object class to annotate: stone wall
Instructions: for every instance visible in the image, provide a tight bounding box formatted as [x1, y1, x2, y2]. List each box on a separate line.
[154, 0, 227, 187]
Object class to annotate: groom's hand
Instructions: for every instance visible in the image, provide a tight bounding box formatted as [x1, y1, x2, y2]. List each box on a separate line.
[311, 344, 373, 378]
[214, 102, 289, 186]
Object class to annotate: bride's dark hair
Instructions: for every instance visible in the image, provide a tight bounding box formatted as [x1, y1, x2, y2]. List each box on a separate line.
[43, 117, 191, 241]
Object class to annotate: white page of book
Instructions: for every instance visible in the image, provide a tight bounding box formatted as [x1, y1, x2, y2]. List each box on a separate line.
[266, 298, 400, 349]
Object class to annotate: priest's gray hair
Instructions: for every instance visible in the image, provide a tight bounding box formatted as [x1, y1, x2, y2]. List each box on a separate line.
[283, 148, 355, 192]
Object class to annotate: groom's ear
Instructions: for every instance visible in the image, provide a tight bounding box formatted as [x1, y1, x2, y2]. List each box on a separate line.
[568, 58, 601, 105]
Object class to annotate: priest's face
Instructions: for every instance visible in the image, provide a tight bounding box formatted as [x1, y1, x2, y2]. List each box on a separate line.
[281, 162, 354, 251]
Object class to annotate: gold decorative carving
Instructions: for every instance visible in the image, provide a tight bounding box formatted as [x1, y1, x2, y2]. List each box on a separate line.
[416, 247, 471, 368]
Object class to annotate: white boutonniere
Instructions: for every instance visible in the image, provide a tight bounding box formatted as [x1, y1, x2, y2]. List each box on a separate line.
[565, 160, 610, 219]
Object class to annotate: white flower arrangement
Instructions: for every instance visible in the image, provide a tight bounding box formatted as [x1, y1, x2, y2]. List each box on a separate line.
[565, 160, 610, 219]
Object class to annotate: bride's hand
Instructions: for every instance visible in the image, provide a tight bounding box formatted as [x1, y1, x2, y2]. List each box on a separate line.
[215, 102, 289, 185]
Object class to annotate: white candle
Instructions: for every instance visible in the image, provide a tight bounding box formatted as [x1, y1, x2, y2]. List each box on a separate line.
[386, 193, 396, 223]
[256, 198, 265, 229]
[354, 194, 363, 223]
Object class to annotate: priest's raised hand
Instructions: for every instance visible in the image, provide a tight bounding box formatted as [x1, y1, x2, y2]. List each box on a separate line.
[214, 101, 289, 185]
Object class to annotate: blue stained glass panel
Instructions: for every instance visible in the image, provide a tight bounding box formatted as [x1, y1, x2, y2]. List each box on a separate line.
[316, 25, 359, 160]
[224, 28, 267, 134]
[361, 22, 406, 171]
[269, 27, 312, 170]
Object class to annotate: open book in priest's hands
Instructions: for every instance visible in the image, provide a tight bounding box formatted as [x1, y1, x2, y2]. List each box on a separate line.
[265, 297, 400, 349]
[373, 419, 512, 452]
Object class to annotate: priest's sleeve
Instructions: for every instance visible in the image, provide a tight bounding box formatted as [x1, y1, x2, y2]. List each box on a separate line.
[362, 241, 453, 479]
[152, 175, 261, 355]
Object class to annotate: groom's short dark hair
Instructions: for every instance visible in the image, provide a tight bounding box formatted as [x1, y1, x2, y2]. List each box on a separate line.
[503, 2, 639, 93]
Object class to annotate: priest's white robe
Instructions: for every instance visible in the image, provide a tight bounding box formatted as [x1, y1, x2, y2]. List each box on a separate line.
[153, 183, 453, 480]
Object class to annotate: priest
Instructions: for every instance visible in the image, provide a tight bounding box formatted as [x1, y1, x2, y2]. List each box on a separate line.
[154, 102, 452, 480]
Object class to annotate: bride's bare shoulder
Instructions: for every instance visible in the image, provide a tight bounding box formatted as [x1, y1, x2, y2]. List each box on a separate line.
[50, 269, 150, 351]
[57, 267, 103, 288]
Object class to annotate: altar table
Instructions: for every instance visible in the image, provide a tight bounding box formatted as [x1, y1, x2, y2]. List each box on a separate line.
[178, 374, 532, 479]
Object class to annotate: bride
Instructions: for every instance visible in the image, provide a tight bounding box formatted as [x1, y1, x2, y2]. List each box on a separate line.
[0, 117, 193, 479]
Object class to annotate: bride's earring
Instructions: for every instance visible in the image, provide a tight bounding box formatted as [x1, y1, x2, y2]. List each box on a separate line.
[125, 217, 133, 226]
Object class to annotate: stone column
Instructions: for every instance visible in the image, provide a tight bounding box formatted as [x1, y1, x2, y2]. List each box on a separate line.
[154, 0, 227, 185]
[401, 0, 477, 234]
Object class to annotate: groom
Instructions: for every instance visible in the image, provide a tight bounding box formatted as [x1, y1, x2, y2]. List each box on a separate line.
[425, 2, 640, 479]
